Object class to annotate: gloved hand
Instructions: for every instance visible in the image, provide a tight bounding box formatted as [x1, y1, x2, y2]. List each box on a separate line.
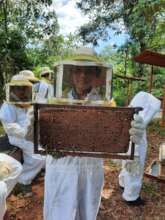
[25, 108, 34, 142]
[129, 114, 145, 145]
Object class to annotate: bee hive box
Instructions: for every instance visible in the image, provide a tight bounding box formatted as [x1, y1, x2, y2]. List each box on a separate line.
[34, 104, 142, 159]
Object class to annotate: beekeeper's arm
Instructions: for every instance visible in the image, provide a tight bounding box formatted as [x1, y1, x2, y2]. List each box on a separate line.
[129, 91, 161, 126]
[25, 108, 34, 142]
[0, 103, 29, 139]
[0, 154, 22, 195]
[129, 114, 145, 145]
[2, 122, 27, 139]
[125, 91, 161, 174]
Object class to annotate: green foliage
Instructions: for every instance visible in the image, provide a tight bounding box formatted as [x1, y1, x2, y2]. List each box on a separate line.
[142, 181, 159, 198]
[148, 119, 165, 138]
[0, 125, 5, 136]
[0, 0, 59, 42]
[78, 0, 165, 51]
[100, 42, 165, 104]
[0, 29, 32, 100]
[0, 0, 67, 101]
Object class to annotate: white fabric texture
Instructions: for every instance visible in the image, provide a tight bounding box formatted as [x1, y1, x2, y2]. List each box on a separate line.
[44, 89, 104, 220]
[35, 80, 54, 103]
[25, 108, 34, 142]
[0, 181, 7, 220]
[119, 91, 161, 201]
[0, 153, 22, 220]
[44, 156, 104, 220]
[129, 114, 146, 145]
[67, 88, 101, 101]
[0, 162, 12, 180]
[0, 103, 45, 185]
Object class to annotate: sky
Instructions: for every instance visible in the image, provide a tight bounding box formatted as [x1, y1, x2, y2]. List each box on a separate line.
[51, 0, 129, 53]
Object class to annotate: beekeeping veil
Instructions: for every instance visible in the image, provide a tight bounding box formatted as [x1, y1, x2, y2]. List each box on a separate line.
[6, 74, 33, 105]
[54, 47, 113, 100]
[40, 67, 53, 82]
[19, 70, 39, 83]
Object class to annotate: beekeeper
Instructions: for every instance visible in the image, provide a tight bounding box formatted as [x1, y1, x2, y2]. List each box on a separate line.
[0, 74, 45, 194]
[0, 153, 22, 220]
[19, 70, 41, 102]
[42, 47, 146, 220]
[19, 70, 39, 84]
[119, 91, 161, 205]
[34, 67, 54, 103]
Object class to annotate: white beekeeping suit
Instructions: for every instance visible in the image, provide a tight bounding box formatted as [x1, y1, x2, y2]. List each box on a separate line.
[43, 47, 146, 220]
[0, 75, 45, 186]
[35, 67, 54, 103]
[44, 89, 104, 220]
[0, 153, 22, 220]
[119, 91, 161, 203]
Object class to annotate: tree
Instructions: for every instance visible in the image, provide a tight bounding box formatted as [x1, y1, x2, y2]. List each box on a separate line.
[0, 0, 59, 43]
[0, 29, 31, 100]
[0, 0, 60, 101]
[77, 0, 165, 51]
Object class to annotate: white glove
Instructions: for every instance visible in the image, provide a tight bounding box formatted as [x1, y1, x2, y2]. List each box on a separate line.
[129, 114, 145, 145]
[25, 108, 34, 142]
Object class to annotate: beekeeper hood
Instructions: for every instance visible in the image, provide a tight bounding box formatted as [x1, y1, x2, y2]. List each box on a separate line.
[6, 74, 33, 105]
[54, 47, 113, 99]
[19, 70, 39, 83]
[40, 67, 53, 81]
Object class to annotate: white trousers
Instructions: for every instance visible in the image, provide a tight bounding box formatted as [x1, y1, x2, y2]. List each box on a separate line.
[44, 156, 104, 220]
[9, 137, 45, 185]
[118, 91, 160, 201]
[0, 154, 22, 220]
[119, 133, 147, 201]
[0, 181, 7, 220]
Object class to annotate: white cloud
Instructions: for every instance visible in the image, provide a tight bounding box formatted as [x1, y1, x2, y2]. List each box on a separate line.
[51, 0, 89, 36]
[45, 0, 128, 52]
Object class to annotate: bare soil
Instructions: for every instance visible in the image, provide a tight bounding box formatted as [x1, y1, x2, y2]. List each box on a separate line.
[5, 122, 165, 220]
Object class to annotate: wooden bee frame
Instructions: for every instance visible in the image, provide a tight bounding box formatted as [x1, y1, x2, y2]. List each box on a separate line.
[34, 103, 142, 159]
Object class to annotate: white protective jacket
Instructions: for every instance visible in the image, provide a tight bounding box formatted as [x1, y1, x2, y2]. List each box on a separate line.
[35, 80, 54, 103]
[44, 88, 104, 220]
[0, 103, 45, 185]
[119, 91, 161, 201]
[0, 153, 22, 220]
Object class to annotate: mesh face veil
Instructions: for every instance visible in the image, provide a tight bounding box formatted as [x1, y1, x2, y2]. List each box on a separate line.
[54, 47, 113, 100]
[6, 75, 33, 105]
[19, 70, 39, 83]
[40, 67, 53, 81]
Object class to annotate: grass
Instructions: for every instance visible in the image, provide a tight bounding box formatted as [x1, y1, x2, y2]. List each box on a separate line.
[142, 181, 159, 198]
[0, 124, 5, 136]
[148, 119, 165, 137]
[109, 159, 121, 168]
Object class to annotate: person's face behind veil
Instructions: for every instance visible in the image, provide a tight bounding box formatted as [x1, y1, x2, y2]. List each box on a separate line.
[70, 66, 98, 98]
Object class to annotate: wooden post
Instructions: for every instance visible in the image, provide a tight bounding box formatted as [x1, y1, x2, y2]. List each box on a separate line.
[56, 64, 63, 98]
[148, 65, 154, 93]
[34, 103, 39, 153]
[160, 85, 165, 127]
[105, 68, 113, 100]
[126, 79, 130, 106]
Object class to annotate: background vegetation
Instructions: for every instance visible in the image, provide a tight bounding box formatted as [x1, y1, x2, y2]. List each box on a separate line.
[0, 0, 164, 105]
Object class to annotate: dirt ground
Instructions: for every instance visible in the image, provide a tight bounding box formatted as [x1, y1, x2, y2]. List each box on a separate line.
[5, 121, 165, 220]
